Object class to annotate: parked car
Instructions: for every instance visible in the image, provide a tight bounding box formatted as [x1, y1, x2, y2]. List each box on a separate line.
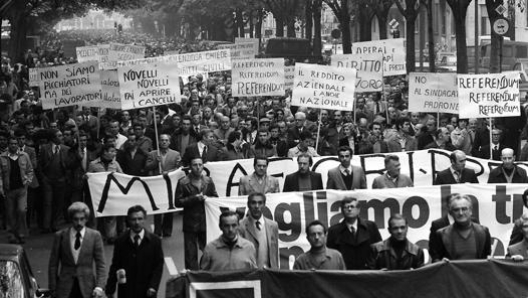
[0, 244, 51, 298]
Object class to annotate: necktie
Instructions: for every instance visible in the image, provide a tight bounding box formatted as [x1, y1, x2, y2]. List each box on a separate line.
[202, 146, 208, 160]
[256, 221, 261, 231]
[134, 234, 140, 247]
[494, 145, 498, 151]
[344, 169, 350, 176]
[54, 146, 59, 155]
[350, 226, 355, 237]
[455, 171, 461, 183]
[74, 232, 81, 250]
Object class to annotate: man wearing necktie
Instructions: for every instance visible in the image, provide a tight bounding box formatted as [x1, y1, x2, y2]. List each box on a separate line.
[239, 193, 279, 269]
[106, 205, 164, 298]
[326, 146, 367, 190]
[48, 202, 106, 298]
[479, 128, 502, 161]
[434, 150, 479, 185]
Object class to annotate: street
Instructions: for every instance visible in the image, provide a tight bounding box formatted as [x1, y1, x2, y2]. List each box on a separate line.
[1, 213, 186, 297]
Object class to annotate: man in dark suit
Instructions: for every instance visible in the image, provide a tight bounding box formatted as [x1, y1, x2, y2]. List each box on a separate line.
[433, 150, 479, 185]
[488, 148, 528, 184]
[39, 128, 72, 233]
[105, 205, 164, 298]
[326, 146, 366, 190]
[48, 202, 106, 298]
[283, 153, 323, 192]
[182, 129, 224, 167]
[429, 194, 491, 262]
[506, 213, 528, 262]
[239, 193, 279, 269]
[169, 115, 196, 155]
[175, 156, 219, 270]
[478, 128, 503, 160]
[327, 197, 382, 270]
[145, 134, 181, 237]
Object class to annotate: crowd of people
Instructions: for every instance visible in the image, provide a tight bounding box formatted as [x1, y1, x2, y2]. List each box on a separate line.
[1, 28, 528, 297]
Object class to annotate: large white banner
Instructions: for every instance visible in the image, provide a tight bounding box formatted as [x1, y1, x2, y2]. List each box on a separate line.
[101, 43, 146, 69]
[88, 149, 527, 217]
[231, 58, 285, 97]
[205, 184, 525, 268]
[38, 62, 102, 110]
[331, 53, 383, 92]
[351, 39, 406, 76]
[117, 49, 231, 77]
[409, 72, 459, 113]
[291, 63, 356, 111]
[457, 72, 521, 118]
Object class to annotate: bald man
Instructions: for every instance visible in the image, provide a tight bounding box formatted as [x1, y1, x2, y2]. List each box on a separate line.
[488, 148, 528, 183]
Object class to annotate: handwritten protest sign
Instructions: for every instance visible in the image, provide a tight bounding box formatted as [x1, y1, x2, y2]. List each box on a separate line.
[101, 43, 145, 69]
[218, 43, 258, 60]
[117, 61, 181, 110]
[235, 37, 259, 49]
[331, 52, 383, 92]
[38, 62, 101, 110]
[457, 72, 521, 118]
[351, 38, 406, 76]
[99, 70, 121, 109]
[231, 58, 285, 97]
[76, 45, 110, 67]
[409, 72, 458, 113]
[291, 63, 356, 111]
[285, 65, 295, 90]
[29, 68, 39, 87]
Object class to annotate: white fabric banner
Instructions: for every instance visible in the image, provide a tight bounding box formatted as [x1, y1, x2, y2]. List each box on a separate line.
[457, 72, 521, 118]
[205, 184, 525, 268]
[87, 149, 524, 218]
[231, 58, 285, 97]
[291, 63, 356, 111]
[331, 53, 383, 92]
[409, 72, 459, 113]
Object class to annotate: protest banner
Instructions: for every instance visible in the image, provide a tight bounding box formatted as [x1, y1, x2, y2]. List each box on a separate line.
[205, 184, 524, 268]
[218, 43, 259, 60]
[38, 61, 102, 110]
[457, 72, 521, 118]
[331, 52, 383, 92]
[97, 70, 121, 109]
[117, 49, 231, 77]
[284, 65, 295, 90]
[409, 72, 459, 113]
[169, 262, 528, 298]
[351, 39, 406, 76]
[231, 58, 285, 97]
[28, 68, 39, 87]
[291, 63, 356, 111]
[76, 45, 100, 63]
[88, 149, 521, 217]
[117, 60, 181, 110]
[101, 43, 146, 69]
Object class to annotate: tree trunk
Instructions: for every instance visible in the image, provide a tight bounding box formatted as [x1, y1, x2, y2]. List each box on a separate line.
[9, 12, 29, 64]
[427, 0, 435, 72]
[452, 3, 470, 73]
[341, 15, 352, 54]
[276, 15, 284, 37]
[305, 1, 313, 43]
[164, 16, 180, 38]
[313, 0, 322, 56]
[236, 8, 245, 38]
[378, 14, 388, 39]
[405, 16, 416, 73]
[256, 9, 263, 39]
[286, 19, 296, 37]
[486, 0, 502, 73]
[358, 8, 372, 41]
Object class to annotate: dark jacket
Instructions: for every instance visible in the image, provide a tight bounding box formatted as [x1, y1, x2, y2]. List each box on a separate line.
[106, 230, 164, 298]
[433, 168, 479, 185]
[430, 223, 491, 262]
[283, 171, 323, 192]
[428, 215, 480, 261]
[487, 164, 528, 184]
[368, 238, 424, 270]
[117, 149, 149, 176]
[182, 143, 224, 167]
[326, 219, 382, 270]
[175, 174, 218, 232]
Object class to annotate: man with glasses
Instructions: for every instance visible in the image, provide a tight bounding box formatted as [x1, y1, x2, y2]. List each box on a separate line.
[327, 146, 366, 190]
[430, 194, 491, 262]
[327, 197, 381, 270]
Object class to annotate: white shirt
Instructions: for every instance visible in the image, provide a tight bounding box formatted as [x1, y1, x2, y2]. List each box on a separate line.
[339, 165, 353, 176]
[70, 227, 86, 263]
[345, 220, 358, 234]
[197, 141, 207, 157]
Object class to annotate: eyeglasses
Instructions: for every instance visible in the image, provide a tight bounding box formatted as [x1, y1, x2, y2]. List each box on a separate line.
[343, 205, 358, 210]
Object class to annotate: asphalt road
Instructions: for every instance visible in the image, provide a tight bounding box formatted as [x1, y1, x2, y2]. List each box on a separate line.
[1, 213, 186, 297]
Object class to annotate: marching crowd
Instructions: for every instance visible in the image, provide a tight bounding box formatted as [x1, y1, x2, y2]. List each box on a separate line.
[1, 30, 528, 297]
